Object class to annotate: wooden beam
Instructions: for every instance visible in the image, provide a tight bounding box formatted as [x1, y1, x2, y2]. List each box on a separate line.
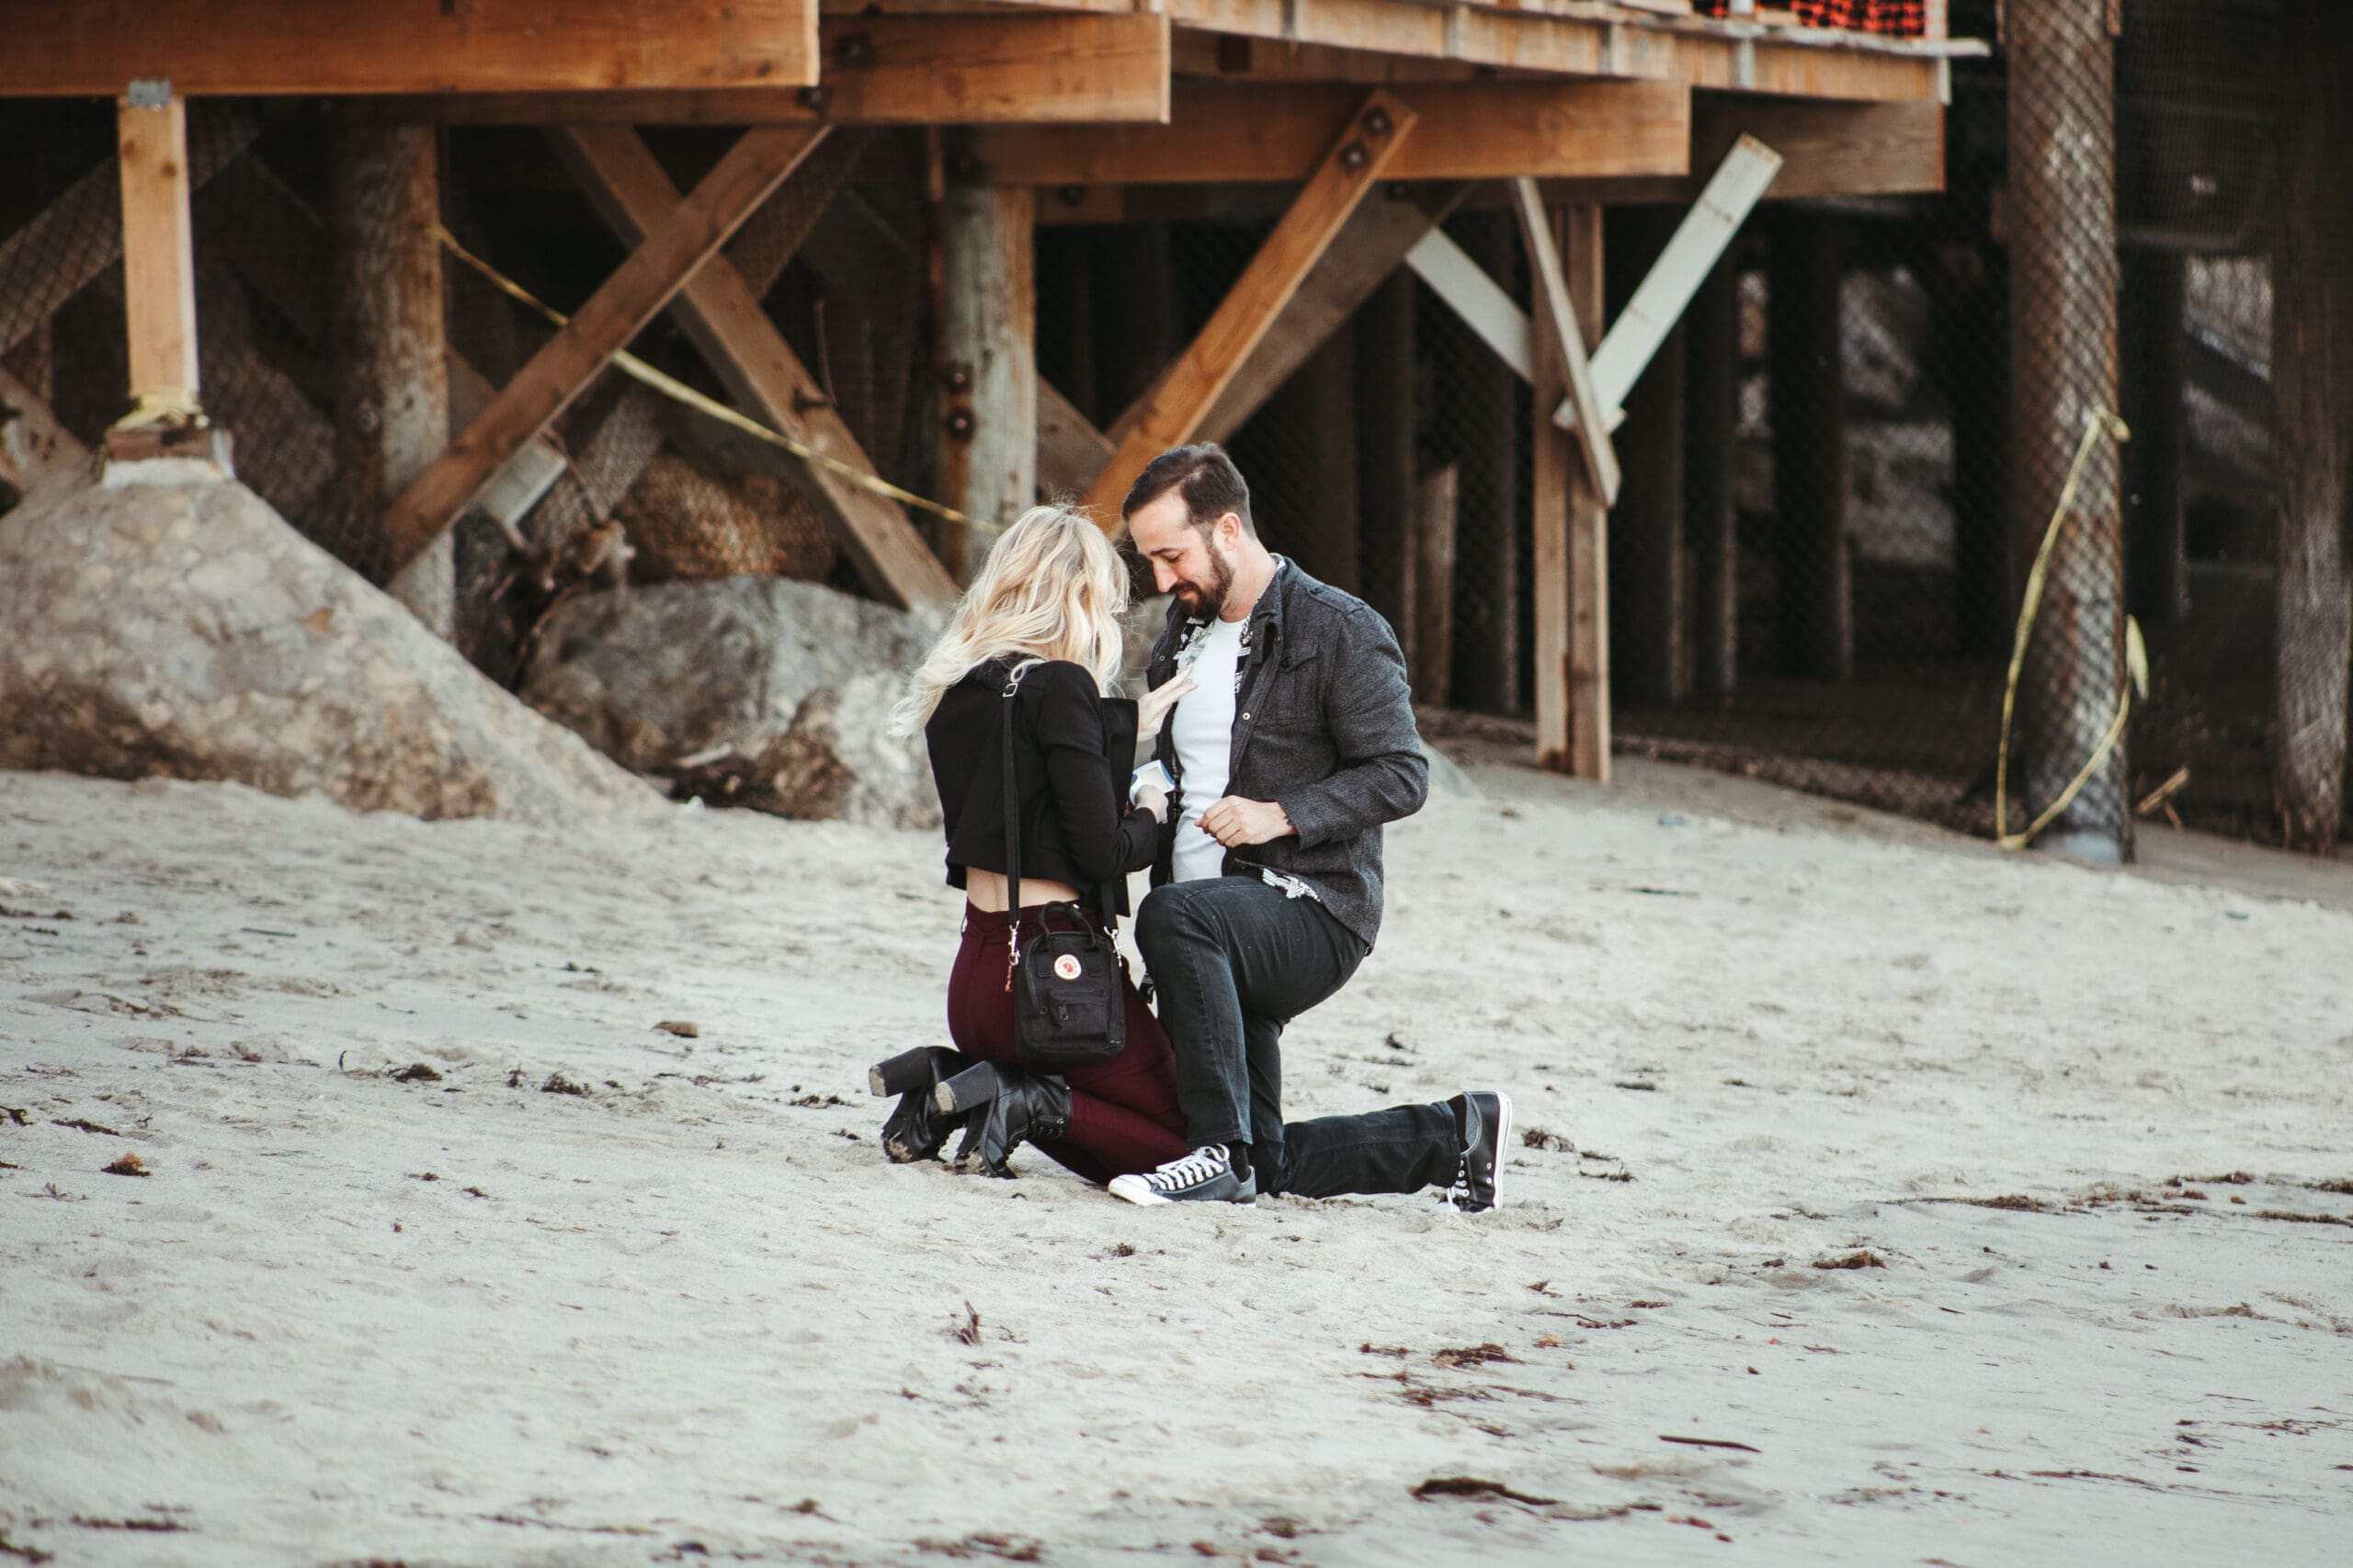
[202, 152, 329, 347]
[325, 124, 452, 631]
[381, 126, 827, 573]
[1513, 178, 1620, 506]
[336, 14, 1169, 126]
[938, 185, 1037, 573]
[1690, 96, 1938, 201]
[1171, 27, 1482, 85]
[1079, 90, 1418, 520]
[1686, 252, 1739, 699]
[1556, 132, 1780, 434]
[1357, 270, 1418, 656]
[446, 352, 568, 536]
[2271, 0, 2353, 850]
[1037, 186, 1463, 502]
[983, 0, 1952, 103]
[114, 90, 201, 423]
[1563, 208, 1611, 780]
[1768, 213, 1851, 683]
[1412, 138, 1779, 445]
[1480, 96, 1941, 210]
[970, 79, 1686, 187]
[1451, 211, 1521, 715]
[1413, 464, 1459, 704]
[1608, 205, 1689, 706]
[1037, 379, 1113, 502]
[554, 126, 960, 617]
[1532, 207, 1575, 772]
[1406, 226, 1533, 381]
[1193, 186, 1461, 449]
[12, 0, 819, 96]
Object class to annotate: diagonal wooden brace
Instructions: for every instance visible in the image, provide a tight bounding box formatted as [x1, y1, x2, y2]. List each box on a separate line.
[1079, 89, 1418, 522]
[1556, 135, 1782, 438]
[1408, 138, 1785, 443]
[381, 125, 829, 575]
[1512, 176, 1619, 509]
[554, 125, 958, 619]
[1036, 187, 1466, 501]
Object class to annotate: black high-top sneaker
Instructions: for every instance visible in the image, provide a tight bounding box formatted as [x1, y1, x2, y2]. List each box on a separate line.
[1108, 1144, 1258, 1206]
[1446, 1090, 1512, 1213]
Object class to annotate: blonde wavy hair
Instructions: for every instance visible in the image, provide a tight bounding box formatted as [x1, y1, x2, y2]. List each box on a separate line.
[890, 505, 1131, 736]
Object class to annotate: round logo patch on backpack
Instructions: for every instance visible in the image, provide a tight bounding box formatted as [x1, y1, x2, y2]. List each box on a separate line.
[1053, 953, 1084, 982]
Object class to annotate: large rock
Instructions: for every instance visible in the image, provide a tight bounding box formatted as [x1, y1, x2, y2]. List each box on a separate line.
[519, 575, 939, 829]
[0, 471, 665, 824]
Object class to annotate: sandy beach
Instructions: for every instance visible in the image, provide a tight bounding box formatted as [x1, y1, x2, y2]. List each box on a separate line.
[2, 749, 2347, 1566]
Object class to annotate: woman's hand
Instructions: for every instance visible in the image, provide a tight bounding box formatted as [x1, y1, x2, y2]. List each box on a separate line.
[1131, 782, 1169, 824]
[1136, 671, 1197, 737]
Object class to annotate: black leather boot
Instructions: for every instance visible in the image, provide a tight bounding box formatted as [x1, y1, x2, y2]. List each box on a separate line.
[936, 1062, 1073, 1178]
[868, 1046, 970, 1163]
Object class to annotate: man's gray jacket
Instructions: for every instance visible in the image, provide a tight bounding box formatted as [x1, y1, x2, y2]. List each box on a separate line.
[1145, 560, 1428, 948]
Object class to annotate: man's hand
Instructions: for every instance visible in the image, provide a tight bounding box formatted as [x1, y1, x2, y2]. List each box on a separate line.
[1199, 796, 1294, 847]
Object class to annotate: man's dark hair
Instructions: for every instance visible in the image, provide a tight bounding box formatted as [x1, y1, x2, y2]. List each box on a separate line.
[1120, 442, 1255, 537]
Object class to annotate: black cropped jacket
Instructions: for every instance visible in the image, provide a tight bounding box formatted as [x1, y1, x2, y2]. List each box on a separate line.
[925, 656, 1158, 915]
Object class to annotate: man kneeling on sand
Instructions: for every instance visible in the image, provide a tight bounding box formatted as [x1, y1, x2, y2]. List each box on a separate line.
[1109, 444, 1510, 1209]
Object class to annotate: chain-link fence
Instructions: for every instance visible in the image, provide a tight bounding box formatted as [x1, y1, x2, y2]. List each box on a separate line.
[1043, 0, 2347, 858]
[0, 107, 930, 685]
[1611, 0, 2350, 853]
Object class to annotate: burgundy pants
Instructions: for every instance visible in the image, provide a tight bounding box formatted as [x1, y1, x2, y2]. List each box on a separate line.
[947, 904, 1188, 1182]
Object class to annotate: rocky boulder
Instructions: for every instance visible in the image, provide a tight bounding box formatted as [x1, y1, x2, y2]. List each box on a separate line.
[0, 471, 665, 824]
[518, 575, 938, 829]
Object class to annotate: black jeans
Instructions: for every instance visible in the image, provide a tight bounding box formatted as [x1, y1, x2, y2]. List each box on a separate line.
[1135, 876, 1463, 1199]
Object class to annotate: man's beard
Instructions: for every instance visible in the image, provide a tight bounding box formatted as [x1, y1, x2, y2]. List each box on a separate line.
[1175, 541, 1236, 618]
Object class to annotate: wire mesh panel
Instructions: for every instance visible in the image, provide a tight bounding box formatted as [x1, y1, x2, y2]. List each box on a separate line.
[1597, 0, 2351, 854]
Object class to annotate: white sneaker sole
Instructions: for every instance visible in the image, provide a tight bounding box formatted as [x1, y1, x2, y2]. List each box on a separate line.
[1486, 1091, 1513, 1210]
[1447, 1090, 1511, 1212]
[1108, 1174, 1168, 1206]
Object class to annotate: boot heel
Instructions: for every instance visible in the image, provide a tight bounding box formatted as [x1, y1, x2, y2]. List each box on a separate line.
[869, 1046, 943, 1098]
[934, 1062, 1003, 1117]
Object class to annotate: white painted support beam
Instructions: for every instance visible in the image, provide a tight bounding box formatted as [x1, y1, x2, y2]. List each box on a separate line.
[1407, 138, 1783, 435]
[1563, 134, 1782, 433]
[447, 352, 566, 538]
[1404, 225, 1531, 382]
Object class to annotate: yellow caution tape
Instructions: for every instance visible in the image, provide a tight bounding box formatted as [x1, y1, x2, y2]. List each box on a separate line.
[426, 222, 983, 531]
[1994, 406, 2142, 850]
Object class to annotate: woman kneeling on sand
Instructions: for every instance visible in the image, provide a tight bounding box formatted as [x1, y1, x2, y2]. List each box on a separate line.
[867, 506, 1196, 1182]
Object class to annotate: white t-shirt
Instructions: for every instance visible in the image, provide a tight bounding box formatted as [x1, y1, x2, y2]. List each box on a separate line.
[1169, 615, 1248, 882]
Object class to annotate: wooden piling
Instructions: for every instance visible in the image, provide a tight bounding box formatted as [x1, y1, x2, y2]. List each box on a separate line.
[324, 124, 450, 630]
[1687, 249, 1740, 698]
[1356, 269, 1417, 653]
[2271, 0, 2353, 851]
[2008, 0, 2128, 859]
[1608, 205, 1689, 706]
[1768, 214, 1851, 684]
[939, 184, 1037, 574]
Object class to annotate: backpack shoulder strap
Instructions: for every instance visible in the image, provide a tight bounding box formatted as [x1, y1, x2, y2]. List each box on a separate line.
[1000, 667, 1023, 948]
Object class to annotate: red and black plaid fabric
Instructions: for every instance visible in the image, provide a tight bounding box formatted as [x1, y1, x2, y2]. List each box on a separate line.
[1693, 0, 1927, 38]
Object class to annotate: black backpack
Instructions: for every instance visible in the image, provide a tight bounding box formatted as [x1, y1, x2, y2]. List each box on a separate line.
[999, 670, 1126, 1068]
